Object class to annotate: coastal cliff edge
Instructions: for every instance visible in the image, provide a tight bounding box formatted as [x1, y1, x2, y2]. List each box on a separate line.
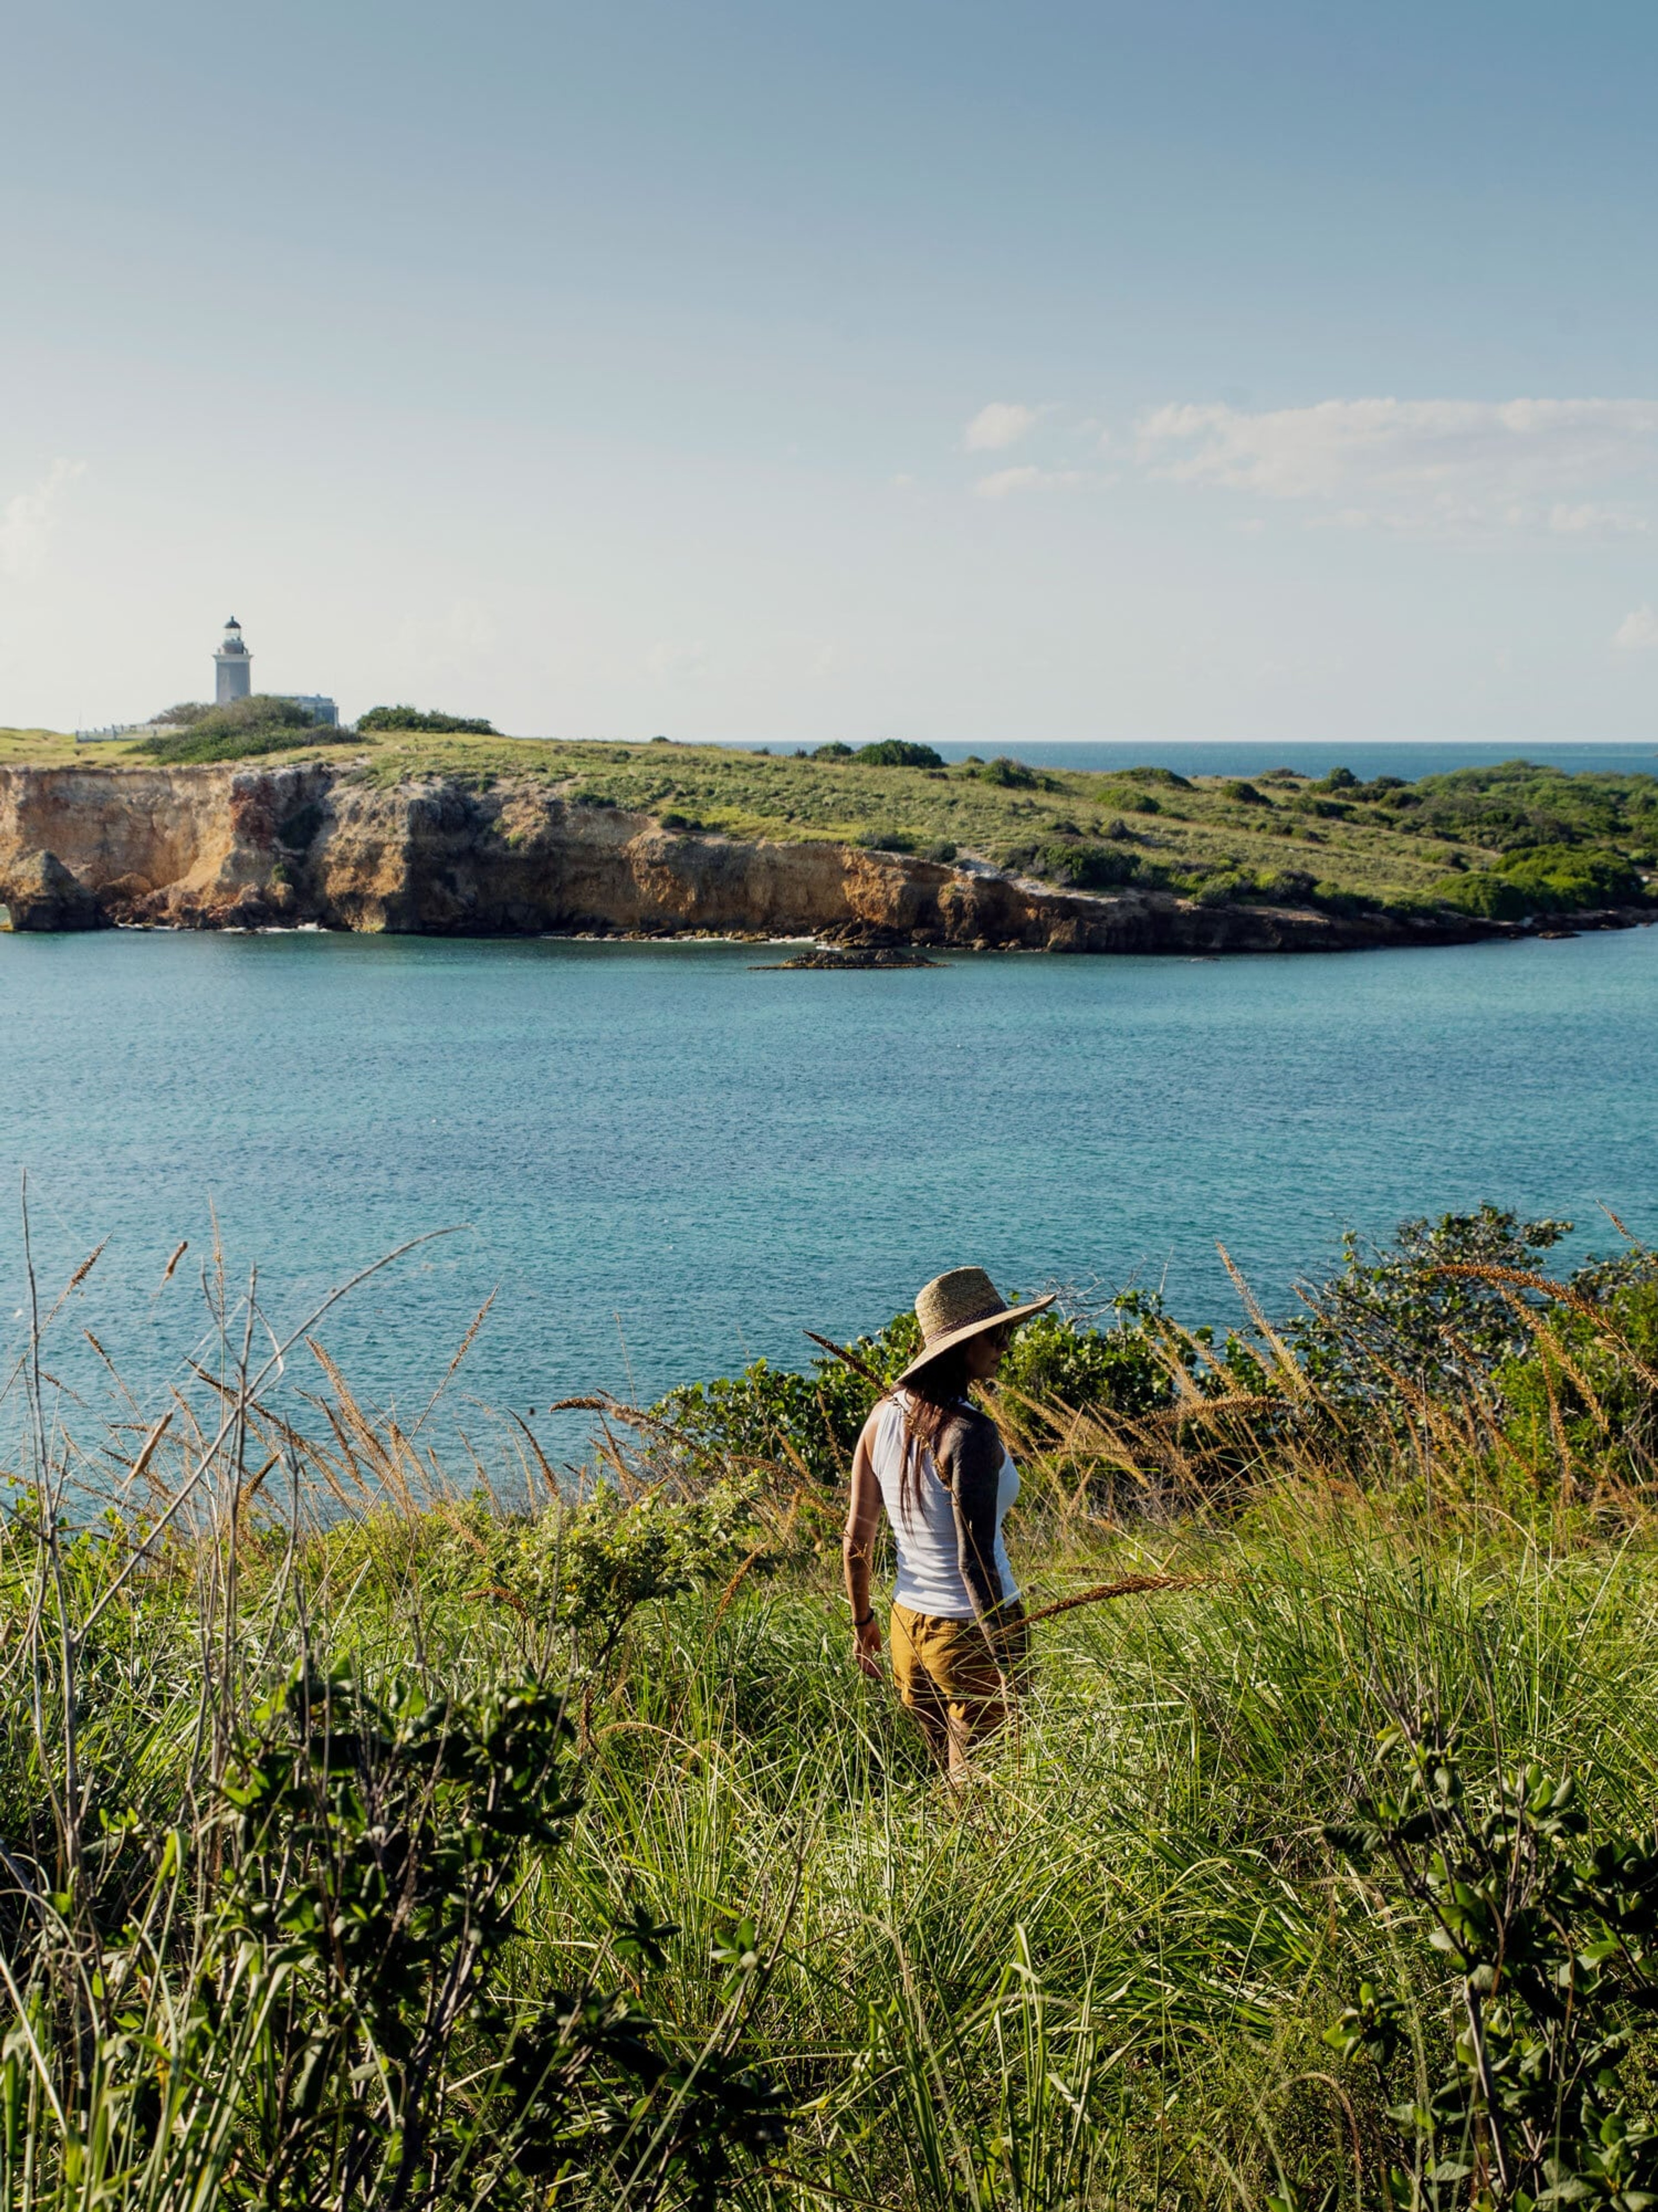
[0, 761, 1583, 952]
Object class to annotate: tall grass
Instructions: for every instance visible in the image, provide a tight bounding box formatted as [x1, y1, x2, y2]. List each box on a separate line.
[3, 1209, 1658, 2207]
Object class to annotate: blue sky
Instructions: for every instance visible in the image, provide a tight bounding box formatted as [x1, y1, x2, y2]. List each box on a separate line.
[3, 0, 1656, 740]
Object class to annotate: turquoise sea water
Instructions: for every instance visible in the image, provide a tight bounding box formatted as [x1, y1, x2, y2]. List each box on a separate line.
[716, 739, 1658, 781]
[2, 925, 1656, 1461]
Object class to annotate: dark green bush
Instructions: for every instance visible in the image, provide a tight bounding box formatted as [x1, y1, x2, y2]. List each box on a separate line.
[1500, 843, 1646, 908]
[1009, 842, 1149, 891]
[812, 742, 853, 760]
[358, 705, 497, 734]
[1430, 846, 1647, 919]
[1294, 1205, 1573, 1412]
[854, 740, 945, 769]
[1220, 779, 1269, 806]
[974, 755, 1041, 788]
[1190, 872, 1250, 907]
[1258, 867, 1317, 902]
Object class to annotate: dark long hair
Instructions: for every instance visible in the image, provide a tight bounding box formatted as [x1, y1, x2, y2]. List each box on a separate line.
[896, 1344, 971, 1518]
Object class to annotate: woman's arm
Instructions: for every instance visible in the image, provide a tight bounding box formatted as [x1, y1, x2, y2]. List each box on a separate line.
[842, 1413, 885, 1680]
[936, 1412, 1011, 1651]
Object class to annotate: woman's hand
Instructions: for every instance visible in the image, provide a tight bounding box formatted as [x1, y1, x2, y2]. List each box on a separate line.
[853, 1614, 884, 1680]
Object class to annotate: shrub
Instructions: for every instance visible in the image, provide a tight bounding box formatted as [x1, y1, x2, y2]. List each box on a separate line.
[1220, 778, 1269, 805]
[1009, 842, 1145, 891]
[1325, 1719, 1658, 2210]
[1294, 1204, 1573, 1413]
[1192, 872, 1250, 908]
[812, 741, 853, 759]
[854, 740, 946, 769]
[975, 755, 1041, 788]
[148, 700, 212, 727]
[1258, 867, 1317, 902]
[1430, 847, 1646, 920]
[1096, 785, 1161, 814]
[137, 694, 336, 765]
[1498, 1251, 1658, 1489]
[358, 705, 497, 734]
[1108, 765, 1194, 791]
[1500, 843, 1646, 909]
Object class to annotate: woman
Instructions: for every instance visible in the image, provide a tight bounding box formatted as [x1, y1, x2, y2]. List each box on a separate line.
[842, 1267, 1052, 1779]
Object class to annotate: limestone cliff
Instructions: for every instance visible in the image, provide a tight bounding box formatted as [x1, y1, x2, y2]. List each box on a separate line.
[0, 760, 1495, 952]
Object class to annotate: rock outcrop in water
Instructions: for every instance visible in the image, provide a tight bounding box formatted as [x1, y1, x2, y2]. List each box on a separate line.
[0, 759, 1599, 953]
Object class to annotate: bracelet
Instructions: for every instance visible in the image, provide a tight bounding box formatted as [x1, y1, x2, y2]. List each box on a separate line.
[852, 1609, 875, 1629]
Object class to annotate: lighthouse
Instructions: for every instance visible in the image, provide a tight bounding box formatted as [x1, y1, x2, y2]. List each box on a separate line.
[213, 616, 252, 704]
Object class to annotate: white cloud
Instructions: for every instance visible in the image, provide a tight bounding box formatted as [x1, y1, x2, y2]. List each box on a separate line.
[1548, 502, 1649, 537]
[1135, 398, 1658, 535]
[972, 466, 1083, 500]
[1612, 605, 1658, 652]
[964, 402, 1038, 453]
[0, 459, 85, 577]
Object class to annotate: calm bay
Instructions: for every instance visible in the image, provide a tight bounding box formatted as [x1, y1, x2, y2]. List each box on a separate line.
[3, 919, 1655, 1458]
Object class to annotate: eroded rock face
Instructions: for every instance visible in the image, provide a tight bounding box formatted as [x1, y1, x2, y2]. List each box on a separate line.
[0, 848, 107, 931]
[0, 761, 1486, 953]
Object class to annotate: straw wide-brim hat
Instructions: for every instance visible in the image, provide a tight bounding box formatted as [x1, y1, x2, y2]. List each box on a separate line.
[895, 1267, 1055, 1388]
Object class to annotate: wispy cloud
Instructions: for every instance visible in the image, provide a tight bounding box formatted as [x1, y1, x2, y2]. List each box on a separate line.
[1613, 605, 1658, 652]
[964, 402, 1038, 453]
[972, 465, 1083, 500]
[1135, 398, 1658, 535]
[1548, 502, 1649, 537]
[0, 459, 85, 577]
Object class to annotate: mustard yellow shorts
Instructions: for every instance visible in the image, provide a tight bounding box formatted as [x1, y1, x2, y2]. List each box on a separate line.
[889, 1599, 1029, 1745]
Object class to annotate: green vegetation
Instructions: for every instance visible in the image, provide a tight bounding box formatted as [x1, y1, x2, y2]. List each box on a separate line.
[1427, 843, 1648, 920]
[358, 704, 499, 734]
[0, 726, 84, 767]
[8, 1209, 1658, 2206]
[3, 716, 1656, 920]
[343, 744, 1657, 921]
[133, 693, 354, 766]
[854, 739, 947, 769]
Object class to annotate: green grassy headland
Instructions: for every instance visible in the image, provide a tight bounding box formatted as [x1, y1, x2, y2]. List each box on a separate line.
[6, 715, 1658, 918]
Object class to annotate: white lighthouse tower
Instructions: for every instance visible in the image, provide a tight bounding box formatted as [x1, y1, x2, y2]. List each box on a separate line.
[213, 616, 252, 704]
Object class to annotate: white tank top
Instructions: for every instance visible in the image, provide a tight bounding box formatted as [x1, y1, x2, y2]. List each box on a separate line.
[870, 1392, 1020, 1620]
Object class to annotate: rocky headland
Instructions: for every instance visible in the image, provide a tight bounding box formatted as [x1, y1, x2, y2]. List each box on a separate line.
[0, 761, 1642, 953]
